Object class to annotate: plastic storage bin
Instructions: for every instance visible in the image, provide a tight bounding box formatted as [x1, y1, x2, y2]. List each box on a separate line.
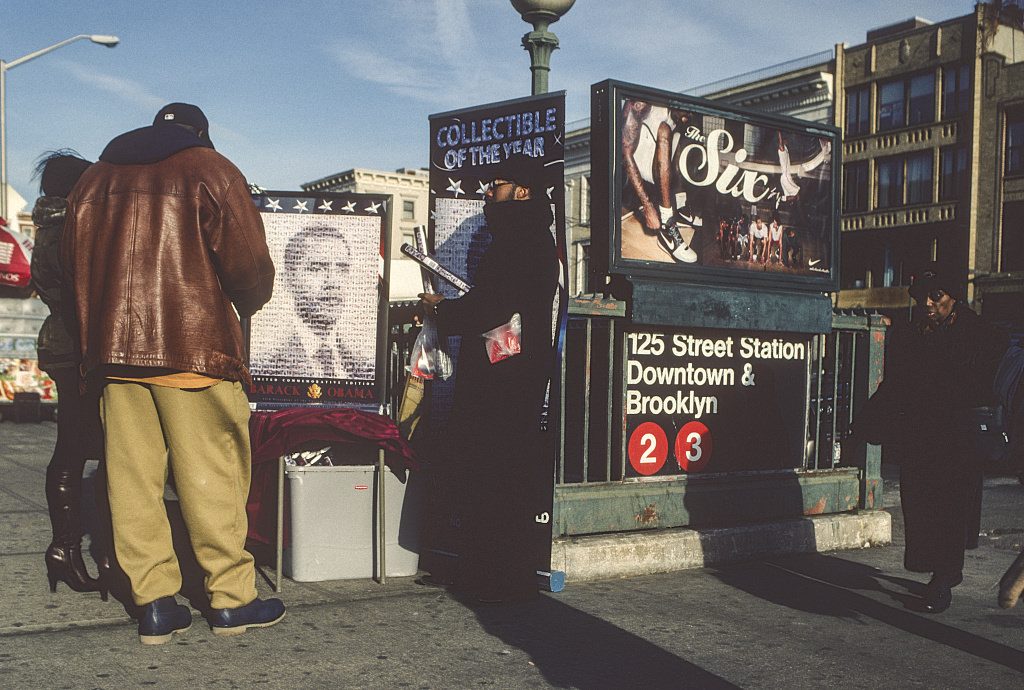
[283, 464, 421, 581]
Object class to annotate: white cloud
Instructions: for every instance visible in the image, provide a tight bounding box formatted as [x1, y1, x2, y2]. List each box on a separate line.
[324, 0, 522, 106]
[60, 60, 166, 113]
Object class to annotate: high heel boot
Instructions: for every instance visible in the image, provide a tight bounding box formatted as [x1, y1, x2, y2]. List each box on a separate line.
[45, 466, 106, 600]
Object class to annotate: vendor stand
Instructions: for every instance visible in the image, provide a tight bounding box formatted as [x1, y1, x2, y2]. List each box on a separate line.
[244, 191, 416, 589]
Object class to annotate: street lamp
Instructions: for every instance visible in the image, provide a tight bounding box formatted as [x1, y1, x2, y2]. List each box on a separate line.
[1, 34, 119, 219]
[510, 0, 575, 95]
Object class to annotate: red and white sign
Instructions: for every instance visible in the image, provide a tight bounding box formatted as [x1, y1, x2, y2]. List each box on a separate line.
[628, 421, 668, 475]
[0, 225, 33, 288]
[675, 421, 712, 473]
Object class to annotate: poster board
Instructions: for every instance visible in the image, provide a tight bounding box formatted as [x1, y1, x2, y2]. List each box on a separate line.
[591, 79, 840, 293]
[247, 191, 389, 409]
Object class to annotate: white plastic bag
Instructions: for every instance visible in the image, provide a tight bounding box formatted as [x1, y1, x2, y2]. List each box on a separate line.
[408, 315, 454, 380]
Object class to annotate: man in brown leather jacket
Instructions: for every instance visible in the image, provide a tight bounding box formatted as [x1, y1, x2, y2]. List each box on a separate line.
[63, 103, 282, 644]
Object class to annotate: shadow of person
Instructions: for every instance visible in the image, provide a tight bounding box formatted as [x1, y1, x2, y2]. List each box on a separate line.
[81, 464, 211, 619]
[710, 553, 1024, 673]
[81, 462, 135, 615]
[451, 591, 738, 689]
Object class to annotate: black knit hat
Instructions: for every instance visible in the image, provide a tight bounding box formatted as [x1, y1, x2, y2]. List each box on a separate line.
[153, 103, 214, 148]
[909, 262, 964, 302]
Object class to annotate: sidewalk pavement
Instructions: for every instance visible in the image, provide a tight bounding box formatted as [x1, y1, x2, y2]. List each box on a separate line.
[2, 418, 1024, 688]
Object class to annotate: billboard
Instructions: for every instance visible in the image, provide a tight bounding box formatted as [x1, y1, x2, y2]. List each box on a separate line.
[591, 80, 839, 292]
[247, 191, 389, 408]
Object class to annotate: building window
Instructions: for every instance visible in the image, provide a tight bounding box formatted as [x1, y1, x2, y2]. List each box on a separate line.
[402, 199, 415, 220]
[1001, 200, 1024, 272]
[878, 73, 937, 131]
[883, 247, 897, 288]
[907, 73, 935, 125]
[1007, 112, 1024, 175]
[878, 80, 905, 131]
[876, 158, 904, 208]
[580, 175, 590, 226]
[906, 151, 933, 204]
[846, 86, 870, 136]
[939, 146, 968, 201]
[842, 162, 869, 212]
[942, 65, 970, 118]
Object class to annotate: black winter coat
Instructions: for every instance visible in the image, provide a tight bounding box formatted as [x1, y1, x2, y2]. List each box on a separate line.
[435, 197, 559, 437]
[856, 304, 1008, 463]
[29, 196, 76, 371]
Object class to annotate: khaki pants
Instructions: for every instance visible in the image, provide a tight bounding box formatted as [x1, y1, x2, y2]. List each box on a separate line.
[101, 380, 257, 609]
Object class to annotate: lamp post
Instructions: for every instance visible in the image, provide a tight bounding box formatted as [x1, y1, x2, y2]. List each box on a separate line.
[510, 0, 575, 95]
[1, 34, 119, 219]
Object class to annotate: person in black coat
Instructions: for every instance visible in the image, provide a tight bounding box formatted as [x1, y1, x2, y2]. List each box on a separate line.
[419, 155, 559, 603]
[849, 264, 1008, 613]
[29, 150, 108, 599]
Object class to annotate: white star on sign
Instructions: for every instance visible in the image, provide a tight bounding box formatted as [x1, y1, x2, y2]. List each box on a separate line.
[265, 198, 282, 212]
[365, 201, 382, 214]
[341, 201, 356, 213]
[293, 200, 309, 213]
[477, 181, 490, 197]
[318, 200, 334, 212]
[447, 178, 464, 198]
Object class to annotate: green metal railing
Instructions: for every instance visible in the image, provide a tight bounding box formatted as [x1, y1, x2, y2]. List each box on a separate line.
[553, 299, 889, 534]
[387, 300, 889, 535]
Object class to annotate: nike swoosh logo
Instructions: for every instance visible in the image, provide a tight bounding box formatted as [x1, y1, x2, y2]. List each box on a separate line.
[808, 259, 821, 266]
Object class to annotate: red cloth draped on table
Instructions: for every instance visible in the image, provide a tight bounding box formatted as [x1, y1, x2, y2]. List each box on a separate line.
[246, 407, 418, 545]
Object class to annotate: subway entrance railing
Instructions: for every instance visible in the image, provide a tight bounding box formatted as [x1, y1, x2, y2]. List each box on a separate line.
[386, 299, 889, 539]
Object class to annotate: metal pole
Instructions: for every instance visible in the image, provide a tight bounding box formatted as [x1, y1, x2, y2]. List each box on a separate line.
[2, 60, 8, 220]
[511, 1, 575, 96]
[521, 30, 560, 95]
[377, 447, 387, 584]
[0, 35, 118, 220]
[276, 455, 284, 592]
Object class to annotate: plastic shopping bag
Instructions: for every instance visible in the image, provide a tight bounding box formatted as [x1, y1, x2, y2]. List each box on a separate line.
[408, 315, 454, 380]
[482, 313, 521, 364]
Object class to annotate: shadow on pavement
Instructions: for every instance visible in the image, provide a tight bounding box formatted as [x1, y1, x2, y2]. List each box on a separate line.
[711, 553, 1024, 674]
[454, 592, 739, 689]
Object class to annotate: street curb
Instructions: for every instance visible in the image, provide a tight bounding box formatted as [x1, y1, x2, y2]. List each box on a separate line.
[551, 510, 893, 582]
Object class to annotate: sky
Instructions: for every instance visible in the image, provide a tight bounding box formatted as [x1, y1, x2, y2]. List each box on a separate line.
[1, 0, 978, 216]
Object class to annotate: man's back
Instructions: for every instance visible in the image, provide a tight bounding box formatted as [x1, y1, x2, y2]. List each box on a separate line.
[65, 135, 273, 383]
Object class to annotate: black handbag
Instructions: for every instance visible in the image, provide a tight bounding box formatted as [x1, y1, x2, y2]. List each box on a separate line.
[966, 405, 1010, 465]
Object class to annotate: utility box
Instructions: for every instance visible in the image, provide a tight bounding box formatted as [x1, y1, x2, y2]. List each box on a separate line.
[12, 391, 43, 423]
[283, 464, 421, 581]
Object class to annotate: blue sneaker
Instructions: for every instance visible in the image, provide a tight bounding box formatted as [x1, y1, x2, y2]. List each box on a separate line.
[138, 596, 192, 645]
[209, 597, 285, 636]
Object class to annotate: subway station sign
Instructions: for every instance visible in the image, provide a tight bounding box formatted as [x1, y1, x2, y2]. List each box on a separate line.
[625, 325, 810, 477]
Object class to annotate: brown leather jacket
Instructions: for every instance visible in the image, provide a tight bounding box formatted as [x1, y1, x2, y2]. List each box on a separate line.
[63, 135, 274, 385]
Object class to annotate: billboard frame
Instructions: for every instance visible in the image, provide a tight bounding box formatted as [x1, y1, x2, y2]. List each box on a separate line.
[591, 79, 840, 294]
[246, 190, 390, 410]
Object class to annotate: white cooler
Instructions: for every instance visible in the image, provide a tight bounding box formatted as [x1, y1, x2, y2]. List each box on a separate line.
[283, 464, 421, 581]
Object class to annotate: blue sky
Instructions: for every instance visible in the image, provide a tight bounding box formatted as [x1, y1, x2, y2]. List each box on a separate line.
[2, 0, 975, 215]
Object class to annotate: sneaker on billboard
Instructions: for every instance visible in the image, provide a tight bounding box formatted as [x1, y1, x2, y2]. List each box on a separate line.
[658, 222, 698, 263]
[676, 209, 703, 228]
